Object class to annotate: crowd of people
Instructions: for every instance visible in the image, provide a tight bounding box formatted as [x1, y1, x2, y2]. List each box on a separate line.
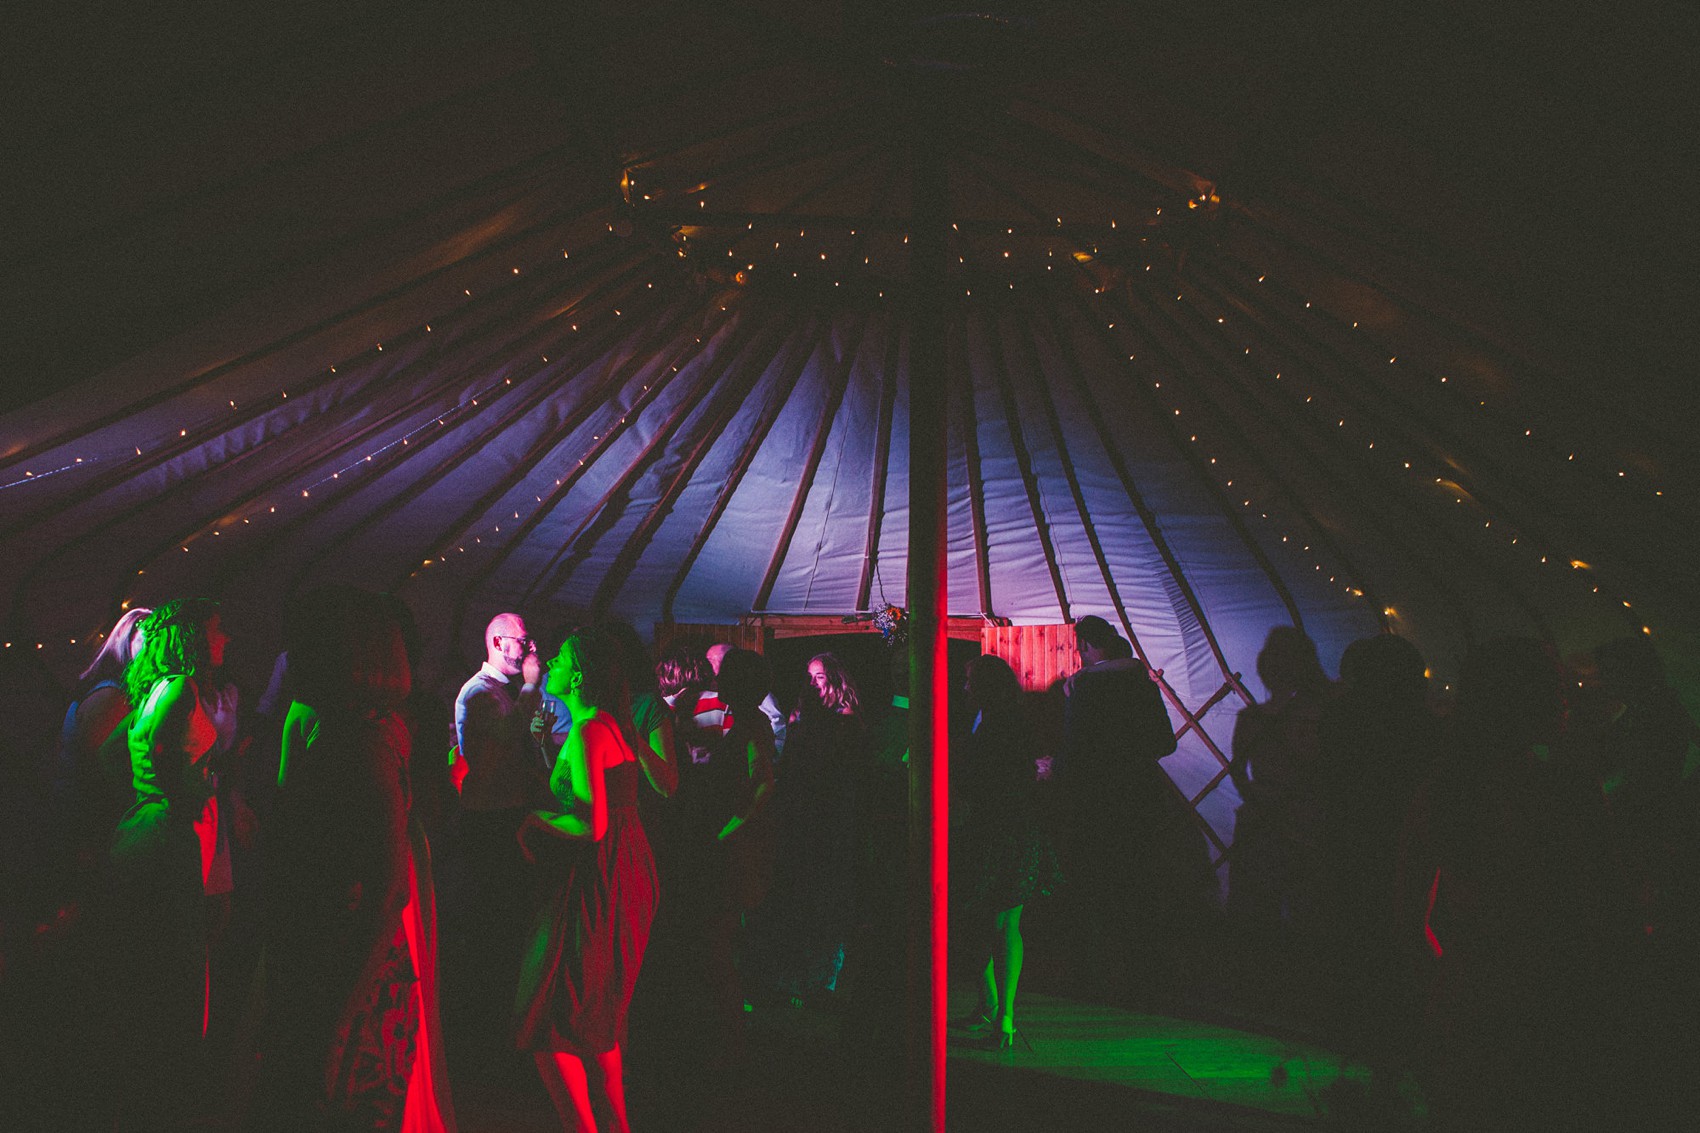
[5, 592, 1696, 1131]
[15, 594, 947, 1131]
[1221, 626, 1700, 1130]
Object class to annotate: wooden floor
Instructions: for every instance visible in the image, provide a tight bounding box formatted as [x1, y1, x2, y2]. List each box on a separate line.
[455, 991, 1425, 1132]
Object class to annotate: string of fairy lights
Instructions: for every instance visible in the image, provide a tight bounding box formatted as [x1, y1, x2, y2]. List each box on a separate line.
[1205, 253, 1669, 504]
[1105, 277, 1470, 609]
[206, 263, 689, 577]
[0, 457, 92, 491]
[692, 183, 1659, 644]
[1060, 288, 1390, 631]
[2, 184, 1668, 659]
[2, 236, 695, 654]
[409, 293, 753, 585]
[667, 185, 1663, 653]
[1087, 255, 1655, 640]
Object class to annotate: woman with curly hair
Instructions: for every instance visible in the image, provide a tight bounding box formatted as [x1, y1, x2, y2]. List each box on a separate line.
[800, 651, 861, 720]
[107, 597, 230, 1129]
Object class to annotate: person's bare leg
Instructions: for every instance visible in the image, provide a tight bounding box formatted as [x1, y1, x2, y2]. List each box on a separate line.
[979, 955, 998, 1018]
[993, 906, 1025, 1034]
[536, 1050, 597, 1132]
[593, 1045, 631, 1133]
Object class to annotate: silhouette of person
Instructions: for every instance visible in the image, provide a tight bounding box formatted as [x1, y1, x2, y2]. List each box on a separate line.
[1056, 616, 1192, 1006]
[1398, 637, 1633, 1132]
[1228, 626, 1335, 947]
[1315, 633, 1437, 1103]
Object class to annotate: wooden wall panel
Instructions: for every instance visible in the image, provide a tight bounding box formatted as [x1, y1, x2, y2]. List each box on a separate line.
[980, 623, 1078, 692]
[652, 621, 765, 657]
[762, 614, 984, 642]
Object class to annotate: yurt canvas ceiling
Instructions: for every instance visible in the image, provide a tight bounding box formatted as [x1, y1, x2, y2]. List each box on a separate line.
[4, 0, 1696, 715]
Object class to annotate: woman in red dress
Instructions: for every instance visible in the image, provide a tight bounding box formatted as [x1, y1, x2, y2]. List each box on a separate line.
[259, 586, 452, 1132]
[516, 629, 658, 1133]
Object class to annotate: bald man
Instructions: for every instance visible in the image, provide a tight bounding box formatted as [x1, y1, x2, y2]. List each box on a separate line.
[454, 612, 545, 809]
[449, 612, 547, 1074]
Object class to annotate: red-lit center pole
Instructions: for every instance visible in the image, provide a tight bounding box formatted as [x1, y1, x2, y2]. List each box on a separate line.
[906, 118, 950, 1133]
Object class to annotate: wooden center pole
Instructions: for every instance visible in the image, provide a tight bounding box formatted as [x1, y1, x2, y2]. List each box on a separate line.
[906, 112, 950, 1133]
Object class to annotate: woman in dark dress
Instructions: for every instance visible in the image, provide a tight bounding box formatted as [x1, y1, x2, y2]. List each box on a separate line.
[751, 651, 862, 1004]
[516, 629, 658, 1133]
[697, 648, 777, 1052]
[258, 586, 448, 1133]
[951, 654, 1059, 1051]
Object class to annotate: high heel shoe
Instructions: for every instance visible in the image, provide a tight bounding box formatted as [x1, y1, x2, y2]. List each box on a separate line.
[966, 1025, 1033, 1053]
[948, 1008, 995, 1033]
